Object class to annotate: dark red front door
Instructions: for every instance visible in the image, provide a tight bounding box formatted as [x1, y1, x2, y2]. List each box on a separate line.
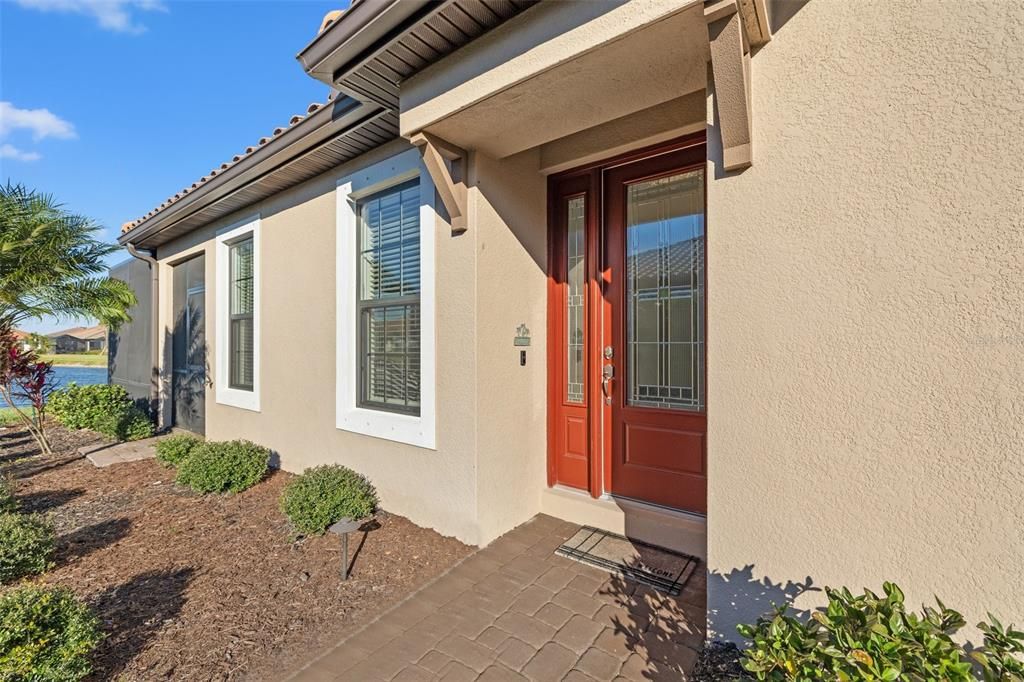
[547, 136, 707, 515]
[604, 146, 707, 513]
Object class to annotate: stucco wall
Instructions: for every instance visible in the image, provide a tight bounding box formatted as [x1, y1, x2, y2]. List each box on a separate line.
[155, 140, 485, 544]
[706, 0, 1024, 641]
[470, 148, 549, 544]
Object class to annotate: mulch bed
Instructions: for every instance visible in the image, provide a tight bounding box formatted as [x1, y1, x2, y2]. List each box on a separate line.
[693, 641, 748, 681]
[0, 423, 473, 681]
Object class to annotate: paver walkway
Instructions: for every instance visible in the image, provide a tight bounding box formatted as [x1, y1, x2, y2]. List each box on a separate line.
[288, 514, 705, 681]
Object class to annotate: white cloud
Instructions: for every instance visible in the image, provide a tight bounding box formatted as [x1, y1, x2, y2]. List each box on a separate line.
[13, 0, 168, 34]
[0, 144, 43, 162]
[0, 102, 77, 141]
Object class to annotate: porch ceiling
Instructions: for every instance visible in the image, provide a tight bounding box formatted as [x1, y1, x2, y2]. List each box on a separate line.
[408, 2, 709, 160]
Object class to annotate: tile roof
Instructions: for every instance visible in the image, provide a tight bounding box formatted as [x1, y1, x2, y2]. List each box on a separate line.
[46, 325, 107, 340]
[120, 94, 339, 234]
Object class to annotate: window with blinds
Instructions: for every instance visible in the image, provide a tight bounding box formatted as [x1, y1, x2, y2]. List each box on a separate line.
[229, 237, 254, 391]
[357, 180, 421, 414]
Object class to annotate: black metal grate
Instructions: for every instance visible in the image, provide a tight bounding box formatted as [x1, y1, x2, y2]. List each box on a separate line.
[555, 526, 699, 596]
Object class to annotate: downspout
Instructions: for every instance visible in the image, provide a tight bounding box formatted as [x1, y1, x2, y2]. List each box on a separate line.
[125, 242, 161, 425]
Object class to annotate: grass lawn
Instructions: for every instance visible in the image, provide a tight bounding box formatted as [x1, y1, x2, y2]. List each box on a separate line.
[40, 353, 107, 367]
[0, 406, 22, 426]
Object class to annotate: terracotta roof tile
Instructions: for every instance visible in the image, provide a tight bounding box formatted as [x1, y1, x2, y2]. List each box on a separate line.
[121, 97, 334, 234]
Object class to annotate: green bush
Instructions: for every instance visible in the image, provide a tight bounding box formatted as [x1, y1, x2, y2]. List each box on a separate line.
[48, 383, 153, 441]
[0, 512, 55, 584]
[155, 433, 203, 468]
[0, 584, 103, 682]
[738, 582, 1024, 681]
[280, 465, 378, 536]
[0, 475, 16, 513]
[92, 405, 153, 442]
[175, 440, 270, 494]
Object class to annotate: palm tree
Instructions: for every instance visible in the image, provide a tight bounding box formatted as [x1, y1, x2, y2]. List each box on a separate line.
[0, 183, 136, 331]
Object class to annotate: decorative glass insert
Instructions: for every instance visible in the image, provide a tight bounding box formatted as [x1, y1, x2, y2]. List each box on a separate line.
[625, 170, 705, 411]
[566, 195, 586, 404]
[357, 180, 421, 414]
[228, 237, 254, 391]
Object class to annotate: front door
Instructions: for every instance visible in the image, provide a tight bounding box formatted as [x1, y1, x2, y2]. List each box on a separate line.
[548, 137, 707, 514]
[172, 254, 206, 435]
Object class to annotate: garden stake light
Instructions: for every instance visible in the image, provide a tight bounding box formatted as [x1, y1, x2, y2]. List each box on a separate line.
[328, 518, 362, 580]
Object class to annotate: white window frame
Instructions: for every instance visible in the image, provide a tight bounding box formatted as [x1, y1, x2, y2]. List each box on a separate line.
[215, 215, 261, 412]
[336, 148, 436, 450]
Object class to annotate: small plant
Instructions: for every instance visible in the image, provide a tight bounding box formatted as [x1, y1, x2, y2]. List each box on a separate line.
[280, 464, 378, 536]
[0, 474, 17, 513]
[738, 582, 1024, 681]
[155, 433, 203, 468]
[0, 583, 103, 681]
[175, 440, 270, 494]
[48, 383, 153, 441]
[0, 512, 55, 584]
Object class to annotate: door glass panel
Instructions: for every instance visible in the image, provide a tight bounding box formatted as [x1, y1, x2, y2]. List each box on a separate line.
[566, 195, 586, 404]
[625, 170, 704, 411]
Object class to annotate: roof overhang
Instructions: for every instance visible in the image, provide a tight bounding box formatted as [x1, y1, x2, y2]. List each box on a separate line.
[296, 0, 435, 91]
[296, 0, 537, 110]
[119, 98, 390, 249]
[120, 0, 535, 248]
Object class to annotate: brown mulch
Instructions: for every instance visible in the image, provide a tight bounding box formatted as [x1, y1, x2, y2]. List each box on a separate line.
[0, 423, 474, 681]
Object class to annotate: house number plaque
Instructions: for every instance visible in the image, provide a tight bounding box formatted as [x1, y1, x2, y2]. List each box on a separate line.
[514, 324, 531, 347]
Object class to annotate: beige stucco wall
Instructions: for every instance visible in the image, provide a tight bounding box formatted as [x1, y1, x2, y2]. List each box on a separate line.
[153, 138, 555, 547]
[470, 148, 549, 543]
[156, 140, 487, 544]
[706, 0, 1024, 641]
[401, 0, 707, 159]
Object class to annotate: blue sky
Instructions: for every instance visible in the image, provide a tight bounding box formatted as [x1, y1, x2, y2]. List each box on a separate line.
[1, 0, 346, 332]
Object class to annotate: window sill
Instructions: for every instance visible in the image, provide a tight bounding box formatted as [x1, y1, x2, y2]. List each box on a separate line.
[336, 405, 434, 450]
[216, 386, 260, 412]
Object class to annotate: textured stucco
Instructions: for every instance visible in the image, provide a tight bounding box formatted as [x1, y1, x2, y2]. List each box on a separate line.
[706, 0, 1024, 640]
[470, 148, 550, 543]
[155, 140, 484, 544]
[401, 0, 707, 158]
[152, 140, 555, 547]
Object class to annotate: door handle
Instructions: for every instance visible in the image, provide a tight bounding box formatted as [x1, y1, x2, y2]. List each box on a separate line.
[601, 364, 614, 405]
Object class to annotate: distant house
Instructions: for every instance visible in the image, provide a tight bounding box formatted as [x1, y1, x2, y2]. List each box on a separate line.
[46, 325, 107, 354]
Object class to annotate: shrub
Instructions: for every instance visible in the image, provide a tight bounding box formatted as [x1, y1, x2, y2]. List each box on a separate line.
[0, 512, 55, 584]
[48, 383, 153, 441]
[280, 465, 378, 536]
[0, 584, 102, 681]
[974, 615, 1024, 681]
[0, 474, 16, 513]
[175, 440, 270, 494]
[49, 383, 124, 430]
[155, 433, 203, 468]
[738, 582, 1024, 681]
[92, 405, 153, 442]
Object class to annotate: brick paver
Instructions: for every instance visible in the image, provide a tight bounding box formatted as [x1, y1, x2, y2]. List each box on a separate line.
[287, 514, 705, 681]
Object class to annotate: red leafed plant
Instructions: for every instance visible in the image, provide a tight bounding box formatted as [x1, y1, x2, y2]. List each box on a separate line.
[0, 326, 58, 455]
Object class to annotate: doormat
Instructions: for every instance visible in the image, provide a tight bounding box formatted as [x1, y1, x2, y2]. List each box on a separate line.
[555, 526, 699, 595]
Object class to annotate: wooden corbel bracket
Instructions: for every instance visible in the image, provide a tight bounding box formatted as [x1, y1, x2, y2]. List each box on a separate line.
[410, 131, 468, 234]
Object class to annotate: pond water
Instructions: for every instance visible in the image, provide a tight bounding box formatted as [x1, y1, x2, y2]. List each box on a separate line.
[2, 365, 108, 407]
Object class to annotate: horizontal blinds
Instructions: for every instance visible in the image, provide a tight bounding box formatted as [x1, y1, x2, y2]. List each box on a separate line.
[357, 179, 421, 413]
